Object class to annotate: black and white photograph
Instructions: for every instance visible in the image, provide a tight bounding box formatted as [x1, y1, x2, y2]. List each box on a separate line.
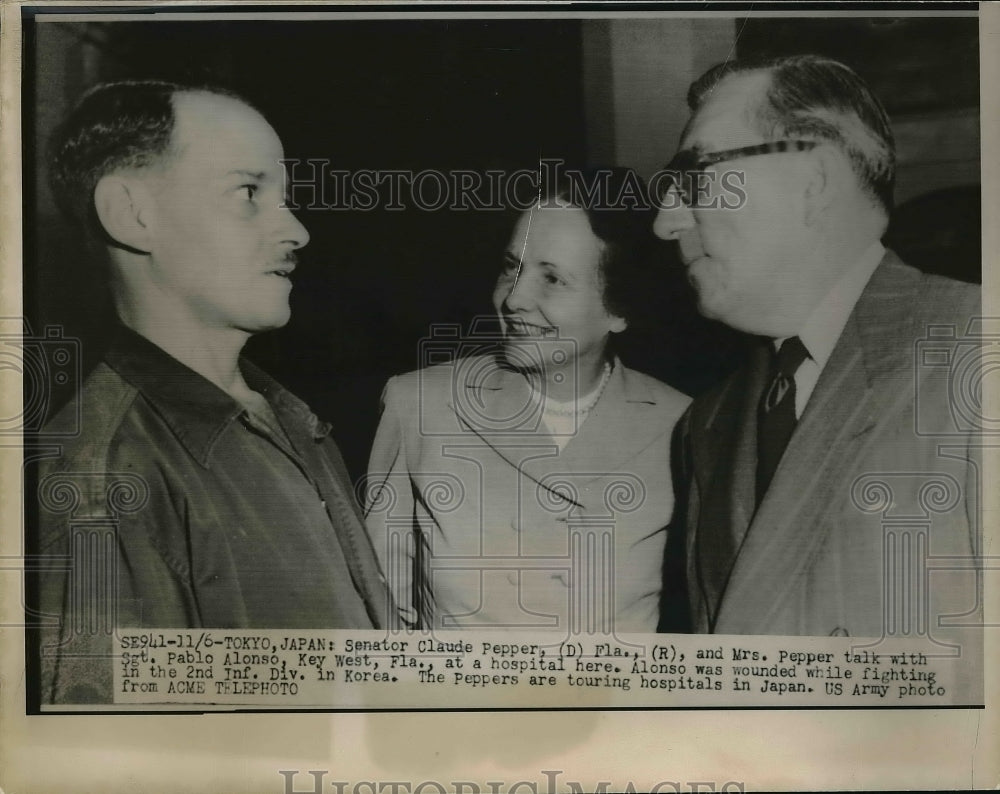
[2, 2, 997, 791]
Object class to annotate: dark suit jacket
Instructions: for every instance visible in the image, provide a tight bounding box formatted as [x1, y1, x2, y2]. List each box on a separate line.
[672, 251, 982, 697]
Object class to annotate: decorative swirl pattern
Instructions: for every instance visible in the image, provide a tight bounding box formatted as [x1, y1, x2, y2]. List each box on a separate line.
[37, 473, 83, 515]
[420, 473, 466, 513]
[852, 472, 962, 518]
[603, 475, 646, 515]
[917, 474, 961, 514]
[39, 472, 150, 516]
[850, 476, 893, 514]
[105, 474, 150, 514]
[357, 475, 398, 515]
[536, 476, 580, 514]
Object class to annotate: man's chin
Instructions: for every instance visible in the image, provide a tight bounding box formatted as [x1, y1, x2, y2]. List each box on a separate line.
[690, 279, 731, 322]
[237, 309, 291, 335]
[694, 295, 728, 324]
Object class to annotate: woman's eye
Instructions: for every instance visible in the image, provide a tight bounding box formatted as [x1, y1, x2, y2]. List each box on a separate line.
[544, 272, 563, 286]
[240, 185, 258, 201]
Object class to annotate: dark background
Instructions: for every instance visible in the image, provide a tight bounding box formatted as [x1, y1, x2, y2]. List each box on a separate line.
[25, 14, 981, 479]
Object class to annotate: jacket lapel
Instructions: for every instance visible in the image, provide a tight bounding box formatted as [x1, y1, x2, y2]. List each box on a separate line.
[548, 361, 661, 479]
[713, 253, 921, 633]
[690, 343, 770, 625]
[446, 357, 664, 510]
[448, 357, 567, 500]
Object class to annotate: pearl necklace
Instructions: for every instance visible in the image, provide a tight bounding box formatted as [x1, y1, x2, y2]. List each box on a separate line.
[538, 361, 613, 417]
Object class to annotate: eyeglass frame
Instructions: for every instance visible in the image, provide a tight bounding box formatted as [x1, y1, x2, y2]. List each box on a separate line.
[655, 139, 820, 208]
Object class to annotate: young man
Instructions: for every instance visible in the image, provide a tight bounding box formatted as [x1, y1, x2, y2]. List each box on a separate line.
[37, 81, 389, 704]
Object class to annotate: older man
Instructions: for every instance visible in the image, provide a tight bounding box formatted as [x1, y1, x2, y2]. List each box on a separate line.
[36, 81, 389, 704]
[655, 55, 982, 662]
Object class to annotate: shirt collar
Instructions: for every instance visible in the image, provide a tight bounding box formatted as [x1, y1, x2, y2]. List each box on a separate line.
[104, 325, 332, 467]
[779, 240, 885, 367]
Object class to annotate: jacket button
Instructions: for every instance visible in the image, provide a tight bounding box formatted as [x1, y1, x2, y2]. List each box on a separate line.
[830, 627, 849, 637]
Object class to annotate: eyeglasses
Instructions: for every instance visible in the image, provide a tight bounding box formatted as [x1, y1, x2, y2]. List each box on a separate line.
[655, 139, 819, 208]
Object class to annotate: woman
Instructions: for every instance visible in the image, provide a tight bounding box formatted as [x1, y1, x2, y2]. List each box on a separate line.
[365, 169, 690, 633]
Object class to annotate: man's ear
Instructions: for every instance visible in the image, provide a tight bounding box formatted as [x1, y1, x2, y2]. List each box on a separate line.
[93, 175, 154, 254]
[802, 144, 846, 226]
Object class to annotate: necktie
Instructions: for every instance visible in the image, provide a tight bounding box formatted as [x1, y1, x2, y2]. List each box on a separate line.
[756, 336, 809, 503]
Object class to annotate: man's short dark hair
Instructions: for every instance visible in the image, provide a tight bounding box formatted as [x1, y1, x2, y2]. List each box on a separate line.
[48, 79, 251, 245]
[689, 54, 896, 212]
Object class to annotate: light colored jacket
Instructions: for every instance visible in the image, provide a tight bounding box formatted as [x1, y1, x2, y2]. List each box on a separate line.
[365, 355, 690, 634]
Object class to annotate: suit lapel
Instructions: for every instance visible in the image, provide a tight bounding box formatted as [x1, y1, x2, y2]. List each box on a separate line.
[690, 342, 770, 625]
[714, 253, 921, 633]
[548, 361, 660, 479]
[446, 357, 665, 511]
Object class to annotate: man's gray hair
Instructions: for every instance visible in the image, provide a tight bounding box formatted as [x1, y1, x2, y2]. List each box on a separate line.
[689, 54, 896, 213]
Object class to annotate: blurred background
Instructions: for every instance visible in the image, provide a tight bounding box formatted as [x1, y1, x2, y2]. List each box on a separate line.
[25, 14, 981, 478]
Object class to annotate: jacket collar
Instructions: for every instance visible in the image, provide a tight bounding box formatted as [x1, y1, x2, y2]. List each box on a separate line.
[103, 324, 331, 467]
[459, 353, 658, 405]
[849, 248, 923, 384]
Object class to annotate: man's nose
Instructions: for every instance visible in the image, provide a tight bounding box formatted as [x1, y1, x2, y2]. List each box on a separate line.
[653, 186, 696, 241]
[279, 208, 311, 249]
